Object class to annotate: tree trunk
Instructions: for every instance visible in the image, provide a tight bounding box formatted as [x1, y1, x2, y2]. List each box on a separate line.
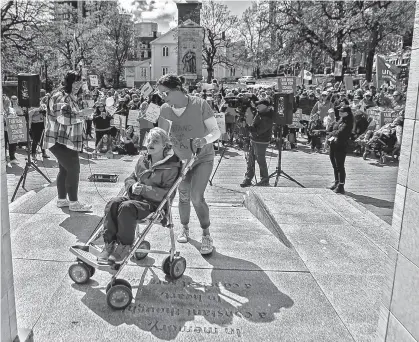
[365, 26, 379, 83]
[206, 67, 213, 83]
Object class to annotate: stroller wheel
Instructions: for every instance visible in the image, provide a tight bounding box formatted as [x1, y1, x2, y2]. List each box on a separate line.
[162, 255, 171, 276]
[362, 152, 368, 160]
[106, 279, 132, 294]
[106, 284, 132, 310]
[170, 257, 187, 280]
[68, 263, 91, 284]
[134, 240, 150, 260]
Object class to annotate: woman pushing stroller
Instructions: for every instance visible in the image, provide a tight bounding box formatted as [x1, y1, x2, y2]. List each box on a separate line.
[97, 127, 182, 265]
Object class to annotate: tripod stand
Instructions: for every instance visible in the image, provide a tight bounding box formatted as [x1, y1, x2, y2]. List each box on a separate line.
[11, 108, 51, 202]
[267, 125, 305, 188]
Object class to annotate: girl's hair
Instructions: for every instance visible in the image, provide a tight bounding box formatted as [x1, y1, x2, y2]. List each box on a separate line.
[146, 127, 172, 156]
[63, 70, 82, 94]
[157, 74, 187, 93]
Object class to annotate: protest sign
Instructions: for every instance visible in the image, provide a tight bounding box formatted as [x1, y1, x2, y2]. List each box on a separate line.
[334, 61, 343, 77]
[87, 100, 95, 108]
[277, 77, 296, 94]
[89, 75, 98, 87]
[106, 105, 117, 116]
[214, 113, 226, 134]
[140, 82, 153, 98]
[127, 110, 140, 127]
[6, 116, 27, 144]
[111, 114, 126, 128]
[289, 108, 303, 129]
[143, 103, 161, 123]
[381, 109, 398, 125]
[344, 76, 353, 90]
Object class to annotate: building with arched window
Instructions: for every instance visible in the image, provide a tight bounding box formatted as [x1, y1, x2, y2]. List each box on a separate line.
[162, 46, 169, 57]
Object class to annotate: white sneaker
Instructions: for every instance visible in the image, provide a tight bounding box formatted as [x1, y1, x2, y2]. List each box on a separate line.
[57, 199, 70, 208]
[69, 201, 93, 212]
[177, 227, 189, 243]
[200, 235, 213, 255]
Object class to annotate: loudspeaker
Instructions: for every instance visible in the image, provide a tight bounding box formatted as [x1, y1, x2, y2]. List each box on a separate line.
[273, 93, 294, 125]
[17, 73, 40, 107]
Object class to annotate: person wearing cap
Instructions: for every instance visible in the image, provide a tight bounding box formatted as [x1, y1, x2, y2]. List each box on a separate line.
[326, 99, 354, 194]
[45, 70, 92, 212]
[157, 74, 221, 255]
[240, 98, 274, 187]
[311, 90, 334, 121]
[360, 91, 376, 111]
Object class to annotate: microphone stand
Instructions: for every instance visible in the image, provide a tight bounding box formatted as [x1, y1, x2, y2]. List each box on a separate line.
[11, 107, 51, 202]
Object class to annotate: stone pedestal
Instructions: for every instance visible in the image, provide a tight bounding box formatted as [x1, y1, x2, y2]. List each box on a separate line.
[376, 3, 419, 341]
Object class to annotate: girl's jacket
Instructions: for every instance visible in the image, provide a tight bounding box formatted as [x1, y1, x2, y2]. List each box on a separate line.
[327, 114, 354, 146]
[124, 149, 182, 205]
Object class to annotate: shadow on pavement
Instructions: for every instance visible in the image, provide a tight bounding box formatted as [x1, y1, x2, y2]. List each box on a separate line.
[345, 192, 395, 209]
[73, 243, 294, 340]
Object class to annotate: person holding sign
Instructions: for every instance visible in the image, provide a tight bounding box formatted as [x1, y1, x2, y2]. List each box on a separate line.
[93, 99, 113, 146]
[157, 74, 221, 255]
[45, 69, 92, 212]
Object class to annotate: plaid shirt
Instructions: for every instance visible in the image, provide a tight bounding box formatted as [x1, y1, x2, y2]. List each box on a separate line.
[43, 90, 84, 152]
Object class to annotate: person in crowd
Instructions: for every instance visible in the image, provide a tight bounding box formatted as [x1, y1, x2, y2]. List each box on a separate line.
[28, 103, 49, 159]
[95, 134, 114, 154]
[311, 90, 334, 121]
[3, 95, 19, 166]
[240, 98, 274, 187]
[157, 74, 221, 255]
[360, 91, 376, 111]
[137, 100, 154, 148]
[308, 113, 324, 152]
[97, 127, 182, 264]
[326, 99, 354, 195]
[390, 91, 405, 110]
[119, 125, 140, 155]
[93, 99, 113, 146]
[45, 69, 92, 211]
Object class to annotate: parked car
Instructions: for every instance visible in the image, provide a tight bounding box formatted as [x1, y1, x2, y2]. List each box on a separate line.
[238, 76, 256, 85]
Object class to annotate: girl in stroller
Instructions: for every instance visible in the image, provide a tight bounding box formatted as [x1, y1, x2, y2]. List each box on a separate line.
[97, 127, 182, 265]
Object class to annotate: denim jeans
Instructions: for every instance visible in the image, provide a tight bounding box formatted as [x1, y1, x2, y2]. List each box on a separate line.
[245, 141, 269, 182]
[49, 143, 80, 201]
[103, 196, 155, 245]
[178, 159, 214, 229]
[329, 143, 347, 184]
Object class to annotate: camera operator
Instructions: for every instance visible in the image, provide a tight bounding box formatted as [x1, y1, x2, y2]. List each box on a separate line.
[240, 98, 274, 187]
[28, 99, 50, 160]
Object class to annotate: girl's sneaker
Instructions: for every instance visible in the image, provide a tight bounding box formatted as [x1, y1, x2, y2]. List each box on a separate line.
[57, 199, 70, 208]
[69, 201, 93, 212]
[177, 227, 189, 243]
[97, 241, 116, 265]
[200, 235, 213, 255]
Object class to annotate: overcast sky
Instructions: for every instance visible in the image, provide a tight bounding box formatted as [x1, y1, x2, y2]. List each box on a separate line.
[119, 0, 252, 32]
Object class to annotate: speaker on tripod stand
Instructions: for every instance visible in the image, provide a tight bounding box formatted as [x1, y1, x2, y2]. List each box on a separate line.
[11, 74, 51, 202]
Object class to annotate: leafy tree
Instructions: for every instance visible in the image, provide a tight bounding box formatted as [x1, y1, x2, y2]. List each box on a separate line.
[200, 0, 239, 82]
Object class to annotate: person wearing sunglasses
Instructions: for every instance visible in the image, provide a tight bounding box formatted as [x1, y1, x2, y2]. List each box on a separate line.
[157, 74, 221, 255]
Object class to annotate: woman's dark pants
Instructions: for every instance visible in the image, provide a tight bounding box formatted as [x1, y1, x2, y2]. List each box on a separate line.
[245, 141, 269, 182]
[30, 122, 46, 155]
[49, 143, 80, 201]
[103, 197, 155, 245]
[329, 143, 347, 184]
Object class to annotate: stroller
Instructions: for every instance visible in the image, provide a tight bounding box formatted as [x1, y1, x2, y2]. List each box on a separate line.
[362, 130, 399, 164]
[68, 139, 201, 310]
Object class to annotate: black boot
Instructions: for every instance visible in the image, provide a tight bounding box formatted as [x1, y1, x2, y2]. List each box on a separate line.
[240, 178, 252, 187]
[334, 183, 345, 194]
[329, 181, 339, 190]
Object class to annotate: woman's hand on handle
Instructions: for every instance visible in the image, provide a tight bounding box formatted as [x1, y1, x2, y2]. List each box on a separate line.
[192, 137, 207, 149]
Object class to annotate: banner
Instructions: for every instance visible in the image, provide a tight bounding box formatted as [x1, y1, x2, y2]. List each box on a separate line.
[214, 112, 226, 134]
[140, 82, 153, 98]
[127, 110, 140, 127]
[366, 107, 399, 128]
[89, 75, 98, 87]
[277, 77, 296, 94]
[6, 116, 27, 144]
[376, 55, 400, 87]
[143, 103, 161, 123]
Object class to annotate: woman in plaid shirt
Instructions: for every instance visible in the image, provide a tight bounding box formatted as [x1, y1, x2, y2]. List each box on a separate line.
[44, 70, 92, 212]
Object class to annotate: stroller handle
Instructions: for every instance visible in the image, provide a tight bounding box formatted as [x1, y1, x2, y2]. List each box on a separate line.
[189, 138, 201, 156]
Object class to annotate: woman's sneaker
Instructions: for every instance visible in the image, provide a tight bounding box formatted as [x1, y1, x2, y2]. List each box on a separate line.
[177, 228, 189, 243]
[200, 235, 213, 255]
[97, 241, 116, 265]
[57, 199, 70, 208]
[69, 201, 93, 212]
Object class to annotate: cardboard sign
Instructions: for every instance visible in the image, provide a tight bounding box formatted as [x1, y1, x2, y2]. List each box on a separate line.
[6, 116, 27, 144]
[111, 114, 126, 128]
[381, 109, 398, 126]
[277, 77, 296, 94]
[89, 75, 98, 87]
[143, 103, 161, 123]
[289, 108, 303, 129]
[214, 112, 226, 134]
[140, 82, 153, 98]
[344, 76, 353, 90]
[127, 110, 140, 127]
[106, 105, 117, 116]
